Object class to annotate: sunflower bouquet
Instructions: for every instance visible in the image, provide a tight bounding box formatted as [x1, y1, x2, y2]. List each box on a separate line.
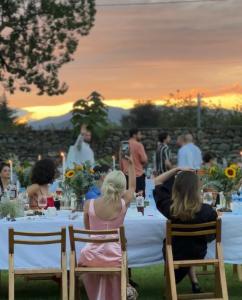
[64, 162, 96, 208]
[15, 161, 32, 188]
[202, 164, 242, 193]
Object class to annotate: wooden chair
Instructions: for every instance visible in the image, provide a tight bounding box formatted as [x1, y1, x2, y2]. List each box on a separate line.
[69, 225, 127, 300]
[165, 218, 228, 300]
[8, 227, 68, 300]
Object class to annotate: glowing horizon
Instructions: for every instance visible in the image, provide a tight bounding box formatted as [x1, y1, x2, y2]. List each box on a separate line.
[17, 93, 241, 122]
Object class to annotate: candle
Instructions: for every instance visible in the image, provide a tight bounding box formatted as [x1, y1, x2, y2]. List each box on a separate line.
[9, 160, 13, 183]
[60, 152, 66, 181]
[38, 154, 42, 161]
[112, 155, 116, 170]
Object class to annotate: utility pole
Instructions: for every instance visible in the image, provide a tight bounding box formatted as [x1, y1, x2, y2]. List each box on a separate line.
[197, 93, 202, 129]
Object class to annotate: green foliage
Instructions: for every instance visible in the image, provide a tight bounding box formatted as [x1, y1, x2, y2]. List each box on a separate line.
[202, 165, 242, 193]
[121, 101, 161, 128]
[71, 91, 109, 140]
[121, 93, 242, 128]
[64, 162, 95, 197]
[0, 94, 17, 129]
[0, 0, 96, 95]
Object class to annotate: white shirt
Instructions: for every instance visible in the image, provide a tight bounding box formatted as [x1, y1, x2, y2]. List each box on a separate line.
[178, 143, 202, 170]
[66, 134, 94, 168]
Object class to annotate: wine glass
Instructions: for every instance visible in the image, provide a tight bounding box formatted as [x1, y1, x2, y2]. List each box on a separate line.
[38, 195, 47, 216]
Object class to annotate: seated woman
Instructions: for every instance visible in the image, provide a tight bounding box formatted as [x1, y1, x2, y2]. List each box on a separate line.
[203, 152, 217, 169]
[154, 168, 217, 293]
[0, 162, 11, 198]
[78, 156, 135, 300]
[27, 159, 56, 209]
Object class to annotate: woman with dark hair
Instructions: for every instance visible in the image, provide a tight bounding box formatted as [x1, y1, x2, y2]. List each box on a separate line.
[203, 152, 217, 168]
[154, 168, 217, 293]
[27, 159, 56, 209]
[0, 162, 11, 198]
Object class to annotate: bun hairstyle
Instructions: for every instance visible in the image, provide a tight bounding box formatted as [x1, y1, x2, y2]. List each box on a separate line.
[101, 170, 126, 203]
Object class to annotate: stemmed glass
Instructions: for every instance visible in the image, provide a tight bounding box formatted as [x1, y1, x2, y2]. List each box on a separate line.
[38, 195, 47, 216]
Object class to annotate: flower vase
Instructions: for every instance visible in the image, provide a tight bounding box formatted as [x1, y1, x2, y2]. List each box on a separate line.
[225, 192, 232, 211]
[76, 194, 85, 212]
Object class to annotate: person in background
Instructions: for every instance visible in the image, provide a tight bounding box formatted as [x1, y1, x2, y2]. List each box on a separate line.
[66, 124, 94, 168]
[155, 132, 172, 175]
[176, 134, 185, 148]
[177, 133, 202, 170]
[79, 156, 136, 300]
[120, 128, 148, 196]
[27, 159, 56, 209]
[85, 164, 111, 200]
[203, 152, 217, 169]
[154, 168, 217, 293]
[0, 162, 11, 198]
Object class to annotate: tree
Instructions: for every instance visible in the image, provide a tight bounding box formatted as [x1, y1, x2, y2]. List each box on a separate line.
[0, 93, 17, 129]
[72, 91, 109, 140]
[0, 0, 96, 95]
[121, 101, 162, 128]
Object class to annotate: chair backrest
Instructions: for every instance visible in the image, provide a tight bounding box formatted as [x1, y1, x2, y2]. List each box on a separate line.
[69, 225, 126, 253]
[9, 227, 66, 255]
[166, 218, 220, 246]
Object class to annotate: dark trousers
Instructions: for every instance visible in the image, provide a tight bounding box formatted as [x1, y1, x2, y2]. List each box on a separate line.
[126, 174, 146, 197]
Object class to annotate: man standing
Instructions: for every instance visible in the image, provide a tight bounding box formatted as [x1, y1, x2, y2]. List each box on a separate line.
[120, 128, 148, 194]
[155, 132, 172, 175]
[177, 133, 202, 170]
[66, 124, 94, 168]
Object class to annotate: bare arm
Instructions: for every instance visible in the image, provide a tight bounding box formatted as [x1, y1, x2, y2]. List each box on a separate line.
[83, 200, 90, 229]
[123, 156, 136, 206]
[154, 168, 180, 186]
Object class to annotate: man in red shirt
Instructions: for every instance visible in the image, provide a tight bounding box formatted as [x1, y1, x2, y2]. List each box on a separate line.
[120, 128, 148, 195]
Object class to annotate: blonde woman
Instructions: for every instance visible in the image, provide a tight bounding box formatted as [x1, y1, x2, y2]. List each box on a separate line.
[154, 168, 217, 293]
[78, 156, 135, 300]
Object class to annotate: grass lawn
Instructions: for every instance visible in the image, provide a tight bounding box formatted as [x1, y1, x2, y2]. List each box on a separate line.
[0, 264, 240, 299]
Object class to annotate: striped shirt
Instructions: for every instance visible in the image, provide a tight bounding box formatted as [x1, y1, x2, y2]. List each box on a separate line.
[156, 143, 171, 174]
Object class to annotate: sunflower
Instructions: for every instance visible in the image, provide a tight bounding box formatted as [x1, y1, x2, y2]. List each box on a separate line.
[75, 165, 84, 171]
[89, 168, 95, 174]
[65, 170, 75, 178]
[224, 167, 236, 179]
[229, 163, 239, 170]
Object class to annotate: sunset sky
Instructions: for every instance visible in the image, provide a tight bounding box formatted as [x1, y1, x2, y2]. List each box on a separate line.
[4, 0, 242, 120]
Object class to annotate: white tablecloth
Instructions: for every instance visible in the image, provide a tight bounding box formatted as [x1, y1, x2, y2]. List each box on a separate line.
[0, 210, 242, 270]
[0, 208, 165, 270]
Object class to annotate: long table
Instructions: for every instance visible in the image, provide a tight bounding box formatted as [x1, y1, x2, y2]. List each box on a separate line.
[0, 208, 165, 270]
[0, 207, 242, 270]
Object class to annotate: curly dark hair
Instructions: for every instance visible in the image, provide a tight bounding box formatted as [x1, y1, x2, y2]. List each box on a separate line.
[31, 159, 56, 185]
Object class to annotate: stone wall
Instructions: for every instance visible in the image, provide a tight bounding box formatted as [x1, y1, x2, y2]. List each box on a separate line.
[0, 127, 242, 164]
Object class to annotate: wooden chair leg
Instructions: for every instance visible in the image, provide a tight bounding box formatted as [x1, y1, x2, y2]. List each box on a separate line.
[216, 245, 229, 300]
[121, 254, 127, 300]
[69, 253, 76, 300]
[9, 254, 15, 300]
[234, 264, 242, 281]
[62, 253, 68, 300]
[166, 249, 177, 300]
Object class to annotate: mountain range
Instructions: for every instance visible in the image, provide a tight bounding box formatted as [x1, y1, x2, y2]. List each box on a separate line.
[29, 106, 129, 130]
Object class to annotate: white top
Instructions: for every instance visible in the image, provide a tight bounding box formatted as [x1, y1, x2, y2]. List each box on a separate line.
[66, 134, 95, 168]
[178, 143, 202, 170]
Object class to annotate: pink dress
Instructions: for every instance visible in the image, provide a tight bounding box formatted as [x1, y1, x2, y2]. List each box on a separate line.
[78, 198, 127, 300]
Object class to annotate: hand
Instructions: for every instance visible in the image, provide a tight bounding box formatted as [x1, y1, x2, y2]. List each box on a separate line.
[176, 167, 196, 174]
[80, 124, 87, 135]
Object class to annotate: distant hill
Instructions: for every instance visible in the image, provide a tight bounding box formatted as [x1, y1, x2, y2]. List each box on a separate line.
[29, 106, 129, 130]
